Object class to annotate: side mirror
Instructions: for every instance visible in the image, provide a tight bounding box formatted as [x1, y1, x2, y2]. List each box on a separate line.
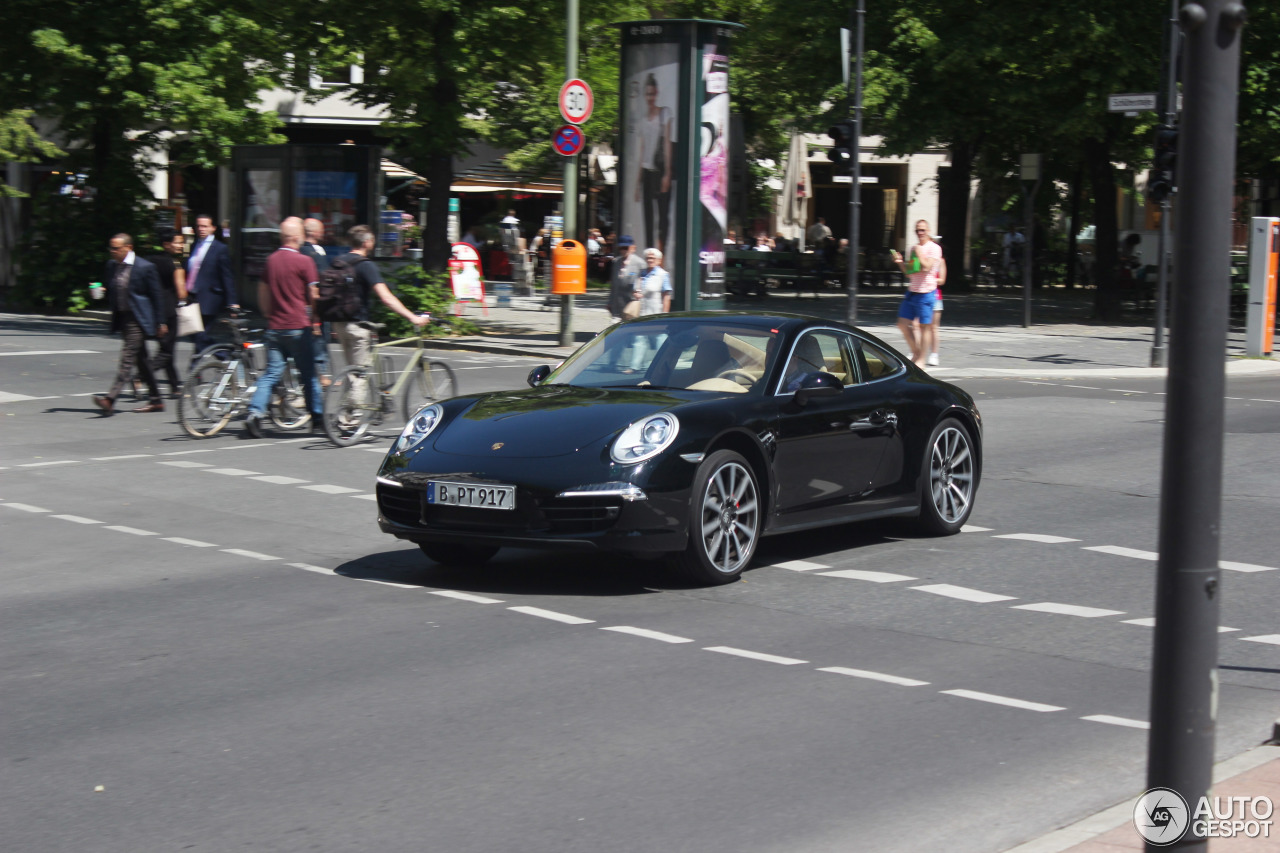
[794, 371, 843, 406]
[527, 365, 552, 387]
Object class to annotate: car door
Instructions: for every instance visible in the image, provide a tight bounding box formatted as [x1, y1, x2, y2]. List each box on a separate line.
[851, 335, 909, 494]
[771, 329, 889, 521]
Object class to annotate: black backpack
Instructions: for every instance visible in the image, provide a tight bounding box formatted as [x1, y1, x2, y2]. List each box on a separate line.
[315, 256, 362, 321]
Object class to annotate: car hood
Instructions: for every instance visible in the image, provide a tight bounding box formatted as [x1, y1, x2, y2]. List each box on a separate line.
[433, 385, 686, 458]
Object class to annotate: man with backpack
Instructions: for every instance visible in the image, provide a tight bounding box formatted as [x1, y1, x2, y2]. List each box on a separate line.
[319, 225, 427, 376]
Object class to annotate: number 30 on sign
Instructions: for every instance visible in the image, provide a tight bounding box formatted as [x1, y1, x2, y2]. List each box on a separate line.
[559, 78, 594, 125]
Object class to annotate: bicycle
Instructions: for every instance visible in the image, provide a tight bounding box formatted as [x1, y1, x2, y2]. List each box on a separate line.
[178, 318, 311, 438]
[323, 317, 458, 447]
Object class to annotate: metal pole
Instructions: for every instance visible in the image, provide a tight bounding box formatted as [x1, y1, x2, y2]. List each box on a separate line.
[1146, 2, 1243, 849]
[558, 0, 579, 347]
[845, 0, 864, 324]
[1023, 189, 1033, 327]
[1152, 0, 1180, 367]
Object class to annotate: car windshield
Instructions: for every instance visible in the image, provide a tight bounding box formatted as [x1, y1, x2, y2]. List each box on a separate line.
[545, 319, 779, 394]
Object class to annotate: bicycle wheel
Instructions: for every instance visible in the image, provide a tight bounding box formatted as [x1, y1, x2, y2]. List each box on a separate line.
[270, 360, 311, 431]
[324, 365, 378, 446]
[402, 360, 458, 420]
[179, 353, 245, 438]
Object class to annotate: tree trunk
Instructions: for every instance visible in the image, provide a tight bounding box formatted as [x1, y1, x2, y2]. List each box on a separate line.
[1086, 134, 1121, 320]
[424, 152, 454, 273]
[937, 138, 974, 291]
[1065, 161, 1082, 289]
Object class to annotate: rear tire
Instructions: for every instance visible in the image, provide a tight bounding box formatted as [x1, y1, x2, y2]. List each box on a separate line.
[419, 543, 499, 567]
[178, 353, 243, 438]
[667, 450, 761, 585]
[324, 366, 377, 446]
[269, 361, 311, 431]
[916, 417, 978, 535]
[402, 360, 458, 420]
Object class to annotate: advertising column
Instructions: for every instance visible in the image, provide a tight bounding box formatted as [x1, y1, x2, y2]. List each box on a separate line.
[618, 20, 741, 311]
[1246, 216, 1278, 357]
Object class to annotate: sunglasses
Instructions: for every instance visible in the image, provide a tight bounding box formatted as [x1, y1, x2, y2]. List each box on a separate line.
[915, 229, 928, 234]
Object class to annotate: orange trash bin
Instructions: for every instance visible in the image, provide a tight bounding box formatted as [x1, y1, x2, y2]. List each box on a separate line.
[551, 240, 587, 294]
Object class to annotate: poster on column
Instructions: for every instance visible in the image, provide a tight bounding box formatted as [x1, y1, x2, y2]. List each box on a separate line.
[698, 37, 731, 298]
[620, 34, 680, 271]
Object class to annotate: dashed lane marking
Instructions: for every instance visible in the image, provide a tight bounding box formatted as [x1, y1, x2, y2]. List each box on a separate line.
[288, 562, 337, 576]
[508, 606, 595, 625]
[163, 537, 218, 548]
[911, 584, 1017, 604]
[18, 460, 78, 468]
[1219, 561, 1277, 574]
[1106, 389, 1148, 394]
[300, 484, 362, 495]
[103, 526, 158, 536]
[52, 514, 102, 524]
[993, 533, 1080, 544]
[203, 468, 262, 477]
[1083, 545, 1158, 560]
[1122, 617, 1156, 627]
[157, 460, 214, 468]
[347, 577, 419, 589]
[1081, 715, 1149, 729]
[219, 548, 280, 561]
[352, 494, 378, 501]
[941, 689, 1065, 713]
[816, 667, 929, 687]
[91, 454, 153, 461]
[961, 525, 993, 533]
[426, 589, 503, 604]
[1240, 635, 1280, 646]
[1064, 385, 1101, 390]
[771, 560, 830, 572]
[1012, 602, 1125, 618]
[601, 626, 695, 644]
[703, 646, 808, 665]
[250, 475, 310, 485]
[3, 503, 51, 513]
[0, 350, 101, 357]
[160, 449, 218, 455]
[817, 569, 916, 583]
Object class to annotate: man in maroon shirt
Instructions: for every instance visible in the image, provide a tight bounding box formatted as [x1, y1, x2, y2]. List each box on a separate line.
[245, 217, 323, 438]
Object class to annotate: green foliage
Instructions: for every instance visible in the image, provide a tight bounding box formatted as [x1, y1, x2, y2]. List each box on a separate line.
[0, 110, 62, 198]
[13, 185, 122, 312]
[372, 265, 458, 338]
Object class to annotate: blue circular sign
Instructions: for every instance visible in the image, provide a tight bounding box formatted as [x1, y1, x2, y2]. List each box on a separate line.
[553, 124, 585, 157]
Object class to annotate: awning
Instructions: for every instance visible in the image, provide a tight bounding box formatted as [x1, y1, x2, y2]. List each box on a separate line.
[451, 184, 563, 194]
[381, 158, 424, 180]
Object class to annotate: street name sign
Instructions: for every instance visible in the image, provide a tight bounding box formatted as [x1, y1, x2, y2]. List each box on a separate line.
[1108, 93, 1157, 113]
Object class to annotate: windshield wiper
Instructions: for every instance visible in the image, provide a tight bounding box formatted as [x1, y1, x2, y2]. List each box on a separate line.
[599, 383, 682, 390]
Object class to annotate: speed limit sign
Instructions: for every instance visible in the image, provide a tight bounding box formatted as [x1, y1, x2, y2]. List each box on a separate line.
[559, 78, 594, 125]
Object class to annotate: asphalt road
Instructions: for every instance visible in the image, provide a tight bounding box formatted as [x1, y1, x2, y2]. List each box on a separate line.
[2, 314, 1278, 853]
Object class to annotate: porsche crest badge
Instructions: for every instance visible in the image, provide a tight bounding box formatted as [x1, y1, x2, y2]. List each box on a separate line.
[491, 442, 504, 450]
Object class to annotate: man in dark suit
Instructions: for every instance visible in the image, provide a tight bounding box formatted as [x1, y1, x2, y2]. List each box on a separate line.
[185, 213, 238, 356]
[94, 233, 166, 416]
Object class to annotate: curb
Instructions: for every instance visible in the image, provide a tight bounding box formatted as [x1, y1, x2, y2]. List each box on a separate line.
[1003, 745, 1280, 853]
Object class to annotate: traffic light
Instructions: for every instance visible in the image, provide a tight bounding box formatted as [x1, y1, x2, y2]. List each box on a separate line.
[1149, 124, 1178, 203]
[828, 122, 853, 175]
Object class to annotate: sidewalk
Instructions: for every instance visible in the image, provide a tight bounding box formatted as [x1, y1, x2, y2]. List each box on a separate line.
[432, 286, 1280, 379]
[1007, 744, 1280, 852]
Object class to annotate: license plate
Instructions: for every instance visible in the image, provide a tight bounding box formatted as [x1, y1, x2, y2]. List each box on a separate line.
[427, 481, 516, 510]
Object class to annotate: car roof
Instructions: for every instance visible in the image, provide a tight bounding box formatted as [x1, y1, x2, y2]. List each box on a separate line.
[647, 311, 855, 334]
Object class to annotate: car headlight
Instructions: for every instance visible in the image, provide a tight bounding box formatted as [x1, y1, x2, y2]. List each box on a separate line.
[610, 413, 679, 464]
[396, 403, 443, 452]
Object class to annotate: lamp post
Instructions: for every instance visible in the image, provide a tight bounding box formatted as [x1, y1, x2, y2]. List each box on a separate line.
[844, 0, 865, 324]
[559, 0, 579, 348]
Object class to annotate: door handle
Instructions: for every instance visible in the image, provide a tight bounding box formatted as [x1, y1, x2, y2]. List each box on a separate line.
[850, 409, 897, 430]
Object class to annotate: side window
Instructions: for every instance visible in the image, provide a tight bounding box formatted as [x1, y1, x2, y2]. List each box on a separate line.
[780, 330, 856, 391]
[856, 338, 903, 381]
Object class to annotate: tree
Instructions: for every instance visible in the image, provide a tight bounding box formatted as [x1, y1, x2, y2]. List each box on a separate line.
[0, 0, 287, 309]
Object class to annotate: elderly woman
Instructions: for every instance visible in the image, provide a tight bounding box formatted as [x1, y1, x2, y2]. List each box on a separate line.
[624, 247, 673, 373]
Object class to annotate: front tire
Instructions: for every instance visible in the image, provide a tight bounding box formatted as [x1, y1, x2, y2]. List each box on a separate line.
[668, 450, 761, 585]
[419, 543, 499, 567]
[178, 353, 242, 438]
[917, 418, 978, 535]
[402, 360, 458, 420]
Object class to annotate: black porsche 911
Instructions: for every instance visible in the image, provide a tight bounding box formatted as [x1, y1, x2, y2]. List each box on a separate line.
[376, 311, 982, 585]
